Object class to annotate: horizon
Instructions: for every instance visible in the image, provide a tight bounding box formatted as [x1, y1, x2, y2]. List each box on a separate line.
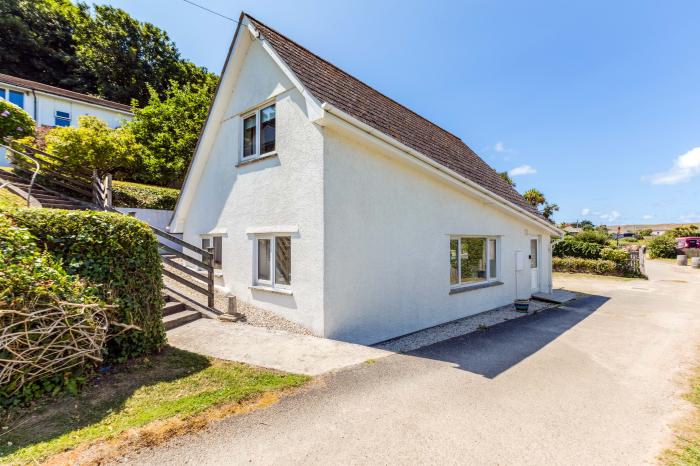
[89, 0, 700, 226]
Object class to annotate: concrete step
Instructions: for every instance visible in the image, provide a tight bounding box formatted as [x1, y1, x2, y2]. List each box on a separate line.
[163, 309, 201, 330]
[163, 300, 186, 316]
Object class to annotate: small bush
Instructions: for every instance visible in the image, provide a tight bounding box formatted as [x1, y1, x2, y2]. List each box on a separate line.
[553, 236, 603, 259]
[600, 247, 630, 265]
[573, 230, 610, 245]
[0, 214, 105, 405]
[648, 234, 677, 259]
[112, 180, 180, 210]
[0, 100, 35, 140]
[6, 209, 165, 362]
[553, 257, 618, 275]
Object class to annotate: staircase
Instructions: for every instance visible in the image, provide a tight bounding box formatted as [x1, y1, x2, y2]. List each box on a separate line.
[0, 170, 87, 210]
[1, 141, 222, 330]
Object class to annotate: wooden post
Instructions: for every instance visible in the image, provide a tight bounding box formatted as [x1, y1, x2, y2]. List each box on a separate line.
[227, 295, 237, 315]
[105, 173, 113, 208]
[92, 169, 100, 208]
[206, 246, 215, 308]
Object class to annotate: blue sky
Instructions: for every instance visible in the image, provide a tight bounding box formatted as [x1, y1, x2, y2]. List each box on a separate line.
[93, 0, 700, 226]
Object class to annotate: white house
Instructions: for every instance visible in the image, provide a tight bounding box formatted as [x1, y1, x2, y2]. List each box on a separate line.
[0, 73, 133, 165]
[170, 13, 562, 345]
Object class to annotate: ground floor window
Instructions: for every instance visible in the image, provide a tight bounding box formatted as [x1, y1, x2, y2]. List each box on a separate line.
[201, 235, 222, 269]
[450, 236, 499, 287]
[254, 235, 291, 288]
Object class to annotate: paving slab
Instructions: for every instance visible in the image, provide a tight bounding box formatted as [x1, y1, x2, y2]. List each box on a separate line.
[531, 288, 577, 303]
[166, 319, 391, 375]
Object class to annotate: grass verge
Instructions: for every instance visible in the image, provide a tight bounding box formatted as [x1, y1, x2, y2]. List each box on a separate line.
[553, 272, 639, 281]
[663, 363, 700, 465]
[0, 346, 309, 465]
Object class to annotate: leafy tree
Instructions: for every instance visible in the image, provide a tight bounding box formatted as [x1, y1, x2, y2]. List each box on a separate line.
[0, 100, 35, 140]
[128, 77, 218, 187]
[637, 228, 652, 238]
[499, 171, 515, 187]
[573, 219, 595, 230]
[45, 115, 139, 177]
[0, 0, 85, 90]
[669, 224, 699, 238]
[523, 188, 559, 221]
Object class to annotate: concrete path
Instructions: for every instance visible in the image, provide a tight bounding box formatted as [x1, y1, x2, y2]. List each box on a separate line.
[167, 319, 391, 375]
[119, 259, 700, 465]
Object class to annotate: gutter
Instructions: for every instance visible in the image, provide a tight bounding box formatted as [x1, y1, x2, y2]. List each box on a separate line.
[320, 102, 563, 237]
[31, 89, 37, 121]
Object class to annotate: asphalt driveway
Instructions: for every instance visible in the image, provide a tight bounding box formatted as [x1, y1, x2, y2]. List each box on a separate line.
[116, 259, 700, 465]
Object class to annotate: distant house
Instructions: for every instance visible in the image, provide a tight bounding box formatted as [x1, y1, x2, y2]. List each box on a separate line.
[170, 13, 562, 344]
[563, 226, 583, 235]
[0, 73, 133, 165]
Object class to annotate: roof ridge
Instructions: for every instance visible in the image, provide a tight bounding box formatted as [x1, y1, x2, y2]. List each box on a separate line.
[244, 13, 465, 144]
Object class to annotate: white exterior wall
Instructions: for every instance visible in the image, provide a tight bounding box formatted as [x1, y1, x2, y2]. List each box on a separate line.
[180, 39, 326, 335]
[322, 126, 553, 344]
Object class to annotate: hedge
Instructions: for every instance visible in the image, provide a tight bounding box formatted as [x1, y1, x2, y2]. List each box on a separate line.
[112, 181, 180, 210]
[6, 209, 165, 362]
[553, 257, 618, 275]
[0, 215, 104, 405]
[647, 234, 677, 259]
[553, 236, 603, 259]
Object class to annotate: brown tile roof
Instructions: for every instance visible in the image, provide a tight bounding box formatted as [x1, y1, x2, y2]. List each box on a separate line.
[0, 73, 132, 113]
[246, 14, 543, 219]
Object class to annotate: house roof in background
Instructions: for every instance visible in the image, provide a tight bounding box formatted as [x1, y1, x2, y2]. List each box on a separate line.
[246, 14, 543, 219]
[0, 73, 132, 113]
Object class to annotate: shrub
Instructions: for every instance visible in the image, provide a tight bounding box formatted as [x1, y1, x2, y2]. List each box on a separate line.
[647, 234, 678, 259]
[45, 115, 140, 177]
[553, 257, 618, 275]
[0, 100, 35, 140]
[0, 214, 105, 406]
[6, 209, 165, 362]
[600, 247, 630, 265]
[553, 236, 603, 259]
[112, 180, 180, 210]
[574, 230, 610, 245]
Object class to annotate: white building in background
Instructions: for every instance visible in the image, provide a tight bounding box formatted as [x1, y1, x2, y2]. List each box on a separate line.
[0, 73, 133, 165]
[170, 13, 562, 345]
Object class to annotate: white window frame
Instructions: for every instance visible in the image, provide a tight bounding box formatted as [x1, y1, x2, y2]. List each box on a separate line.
[450, 235, 501, 289]
[241, 102, 276, 161]
[253, 234, 291, 290]
[200, 234, 223, 270]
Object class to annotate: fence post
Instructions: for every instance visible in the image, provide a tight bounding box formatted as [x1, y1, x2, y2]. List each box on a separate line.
[105, 173, 113, 208]
[91, 169, 100, 209]
[206, 246, 215, 308]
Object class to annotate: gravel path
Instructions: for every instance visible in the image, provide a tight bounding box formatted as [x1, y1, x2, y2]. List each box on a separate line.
[375, 299, 556, 352]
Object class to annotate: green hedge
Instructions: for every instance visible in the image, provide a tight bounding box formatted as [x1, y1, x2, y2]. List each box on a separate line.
[6, 209, 165, 362]
[0, 215, 102, 405]
[647, 234, 677, 259]
[112, 181, 180, 210]
[553, 236, 604, 259]
[553, 257, 618, 275]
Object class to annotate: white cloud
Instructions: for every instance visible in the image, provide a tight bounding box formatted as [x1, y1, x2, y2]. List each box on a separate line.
[508, 165, 537, 177]
[599, 210, 621, 222]
[581, 208, 590, 216]
[494, 142, 505, 152]
[680, 213, 700, 222]
[644, 147, 700, 185]
[642, 214, 653, 220]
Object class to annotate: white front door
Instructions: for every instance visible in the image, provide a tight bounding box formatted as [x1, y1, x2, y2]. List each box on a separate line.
[529, 237, 539, 292]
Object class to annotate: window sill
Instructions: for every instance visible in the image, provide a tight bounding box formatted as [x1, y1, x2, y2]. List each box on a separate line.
[449, 280, 503, 295]
[236, 151, 278, 167]
[249, 285, 293, 296]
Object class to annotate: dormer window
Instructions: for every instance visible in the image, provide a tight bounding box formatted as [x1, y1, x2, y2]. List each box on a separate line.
[242, 103, 275, 159]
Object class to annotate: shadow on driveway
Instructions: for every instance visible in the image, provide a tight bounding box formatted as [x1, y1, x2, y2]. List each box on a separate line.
[409, 294, 609, 378]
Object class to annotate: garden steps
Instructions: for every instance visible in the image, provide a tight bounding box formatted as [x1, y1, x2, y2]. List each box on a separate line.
[161, 292, 204, 330]
[0, 170, 88, 210]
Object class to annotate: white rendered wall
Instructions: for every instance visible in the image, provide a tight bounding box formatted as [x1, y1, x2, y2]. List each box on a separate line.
[322, 125, 553, 344]
[180, 39, 326, 335]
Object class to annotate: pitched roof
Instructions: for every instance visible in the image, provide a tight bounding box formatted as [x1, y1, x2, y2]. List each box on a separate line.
[0, 73, 132, 113]
[246, 14, 542, 218]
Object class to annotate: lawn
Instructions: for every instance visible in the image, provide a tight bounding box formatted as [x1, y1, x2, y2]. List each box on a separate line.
[0, 188, 24, 209]
[664, 365, 700, 465]
[0, 347, 309, 465]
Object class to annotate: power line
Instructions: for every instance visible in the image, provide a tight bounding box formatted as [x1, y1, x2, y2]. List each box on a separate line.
[181, 0, 238, 23]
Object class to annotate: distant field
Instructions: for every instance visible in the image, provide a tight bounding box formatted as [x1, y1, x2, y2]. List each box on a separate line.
[609, 222, 700, 233]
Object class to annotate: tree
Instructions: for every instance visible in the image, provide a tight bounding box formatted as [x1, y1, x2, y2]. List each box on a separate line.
[523, 188, 559, 221]
[499, 171, 515, 187]
[669, 224, 699, 238]
[45, 115, 139, 177]
[572, 219, 595, 230]
[128, 77, 218, 186]
[0, 0, 85, 90]
[647, 234, 677, 259]
[0, 100, 35, 140]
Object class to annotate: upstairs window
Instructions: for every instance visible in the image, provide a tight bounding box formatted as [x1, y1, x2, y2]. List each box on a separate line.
[242, 103, 275, 159]
[8, 90, 24, 108]
[450, 236, 499, 288]
[55, 111, 71, 127]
